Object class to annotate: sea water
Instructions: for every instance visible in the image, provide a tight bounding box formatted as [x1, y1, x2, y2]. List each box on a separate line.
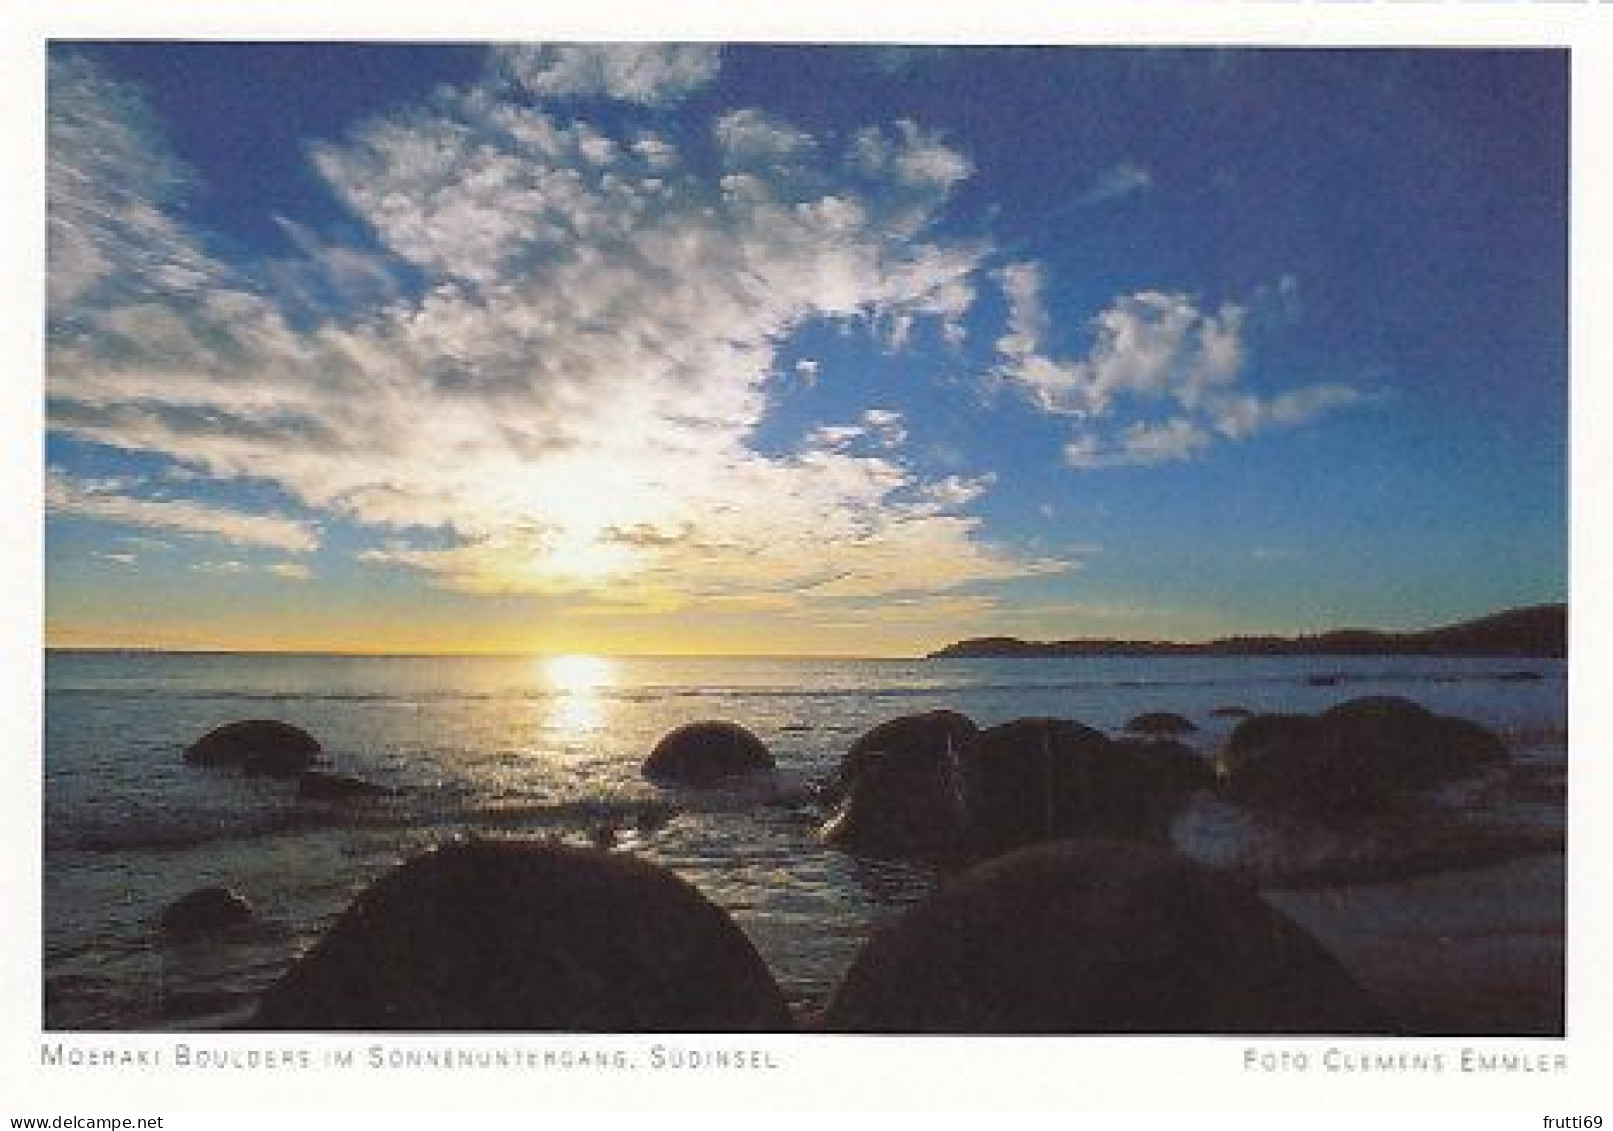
[41, 651, 1567, 1030]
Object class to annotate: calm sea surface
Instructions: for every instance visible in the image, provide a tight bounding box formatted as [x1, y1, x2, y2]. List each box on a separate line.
[42, 651, 1568, 1030]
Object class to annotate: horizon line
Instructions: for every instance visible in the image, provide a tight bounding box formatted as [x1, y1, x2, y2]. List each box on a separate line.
[41, 598, 1566, 663]
[42, 645, 917, 661]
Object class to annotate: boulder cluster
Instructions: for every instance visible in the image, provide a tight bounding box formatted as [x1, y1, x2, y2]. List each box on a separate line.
[183, 719, 389, 802]
[820, 711, 1214, 863]
[167, 693, 1510, 1033]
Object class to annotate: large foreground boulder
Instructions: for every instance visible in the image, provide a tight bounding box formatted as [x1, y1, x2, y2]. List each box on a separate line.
[185, 720, 322, 778]
[252, 837, 791, 1031]
[961, 718, 1206, 858]
[642, 721, 774, 787]
[826, 710, 978, 802]
[160, 886, 255, 941]
[1220, 696, 1507, 814]
[823, 839, 1385, 1033]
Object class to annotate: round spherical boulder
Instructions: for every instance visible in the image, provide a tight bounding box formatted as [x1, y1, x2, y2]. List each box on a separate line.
[253, 837, 792, 1031]
[1124, 711, 1197, 737]
[1111, 737, 1216, 796]
[827, 710, 978, 802]
[186, 720, 322, 778]
[1221, 696, 1507, 814]
[961, 718, 1168, 858]
[642, 721, 774, 787]
[823, 839, 1385, 1033]
[820, 751, 969, 861]
[160, 886, 255, 941]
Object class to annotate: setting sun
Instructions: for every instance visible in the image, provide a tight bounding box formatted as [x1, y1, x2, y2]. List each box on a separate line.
[544, 653, 614, 692]
[542, 653, 615, 735]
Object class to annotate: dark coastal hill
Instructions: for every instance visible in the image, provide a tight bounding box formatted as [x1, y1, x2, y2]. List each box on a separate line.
[927, 603, 1567, 660]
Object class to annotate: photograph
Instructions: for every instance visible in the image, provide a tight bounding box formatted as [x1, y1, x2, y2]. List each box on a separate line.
[6, 2, 1610, 1119]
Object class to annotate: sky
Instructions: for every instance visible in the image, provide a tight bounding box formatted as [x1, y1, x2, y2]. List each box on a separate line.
[43, 43, 1569, 656]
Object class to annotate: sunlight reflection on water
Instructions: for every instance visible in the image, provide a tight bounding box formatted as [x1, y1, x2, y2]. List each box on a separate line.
[541, 654, 614, 738]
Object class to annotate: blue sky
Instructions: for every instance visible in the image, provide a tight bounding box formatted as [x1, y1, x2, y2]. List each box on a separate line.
[44, 44, 1568, 654]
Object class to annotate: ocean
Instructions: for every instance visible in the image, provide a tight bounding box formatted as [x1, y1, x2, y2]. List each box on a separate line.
[41, 650, 1568, 1031]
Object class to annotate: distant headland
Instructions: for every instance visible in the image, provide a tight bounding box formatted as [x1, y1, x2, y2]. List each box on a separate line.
[927, 603, 1567, 660]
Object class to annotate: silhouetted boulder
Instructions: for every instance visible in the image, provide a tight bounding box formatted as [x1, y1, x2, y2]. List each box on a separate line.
[642, 721, 774, 787]
[253, 837, 791, 1031]
[186, 720, 321, 778]
[241, 751, 314, 779]
[160, 886, 255, 941]
[1222, 712, 1322, 763]
[1221, 696, 1507, 814]
[297, 769, 389, 802]
[826, 710, 977, 802]
[820, 751, 968, 861]
[1124, 711, 1197, 737]
[962, 718, 1181, 857]
[1112, 737, 1216, 796]
[823, 839, 1386, 1033]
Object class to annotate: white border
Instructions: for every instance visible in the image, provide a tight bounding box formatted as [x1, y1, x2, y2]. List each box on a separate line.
[3, 0, 1609, 1116]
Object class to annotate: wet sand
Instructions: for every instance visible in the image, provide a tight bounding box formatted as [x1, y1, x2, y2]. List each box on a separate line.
[1264, 852, 1564, 1035]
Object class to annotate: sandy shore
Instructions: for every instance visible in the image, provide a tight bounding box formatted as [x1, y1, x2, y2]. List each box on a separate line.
[1264, 852, 1564, 1035]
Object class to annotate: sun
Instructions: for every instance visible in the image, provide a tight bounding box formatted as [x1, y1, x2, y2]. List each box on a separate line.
[545, 653, 614, 693]
[542, 654, 616, 737]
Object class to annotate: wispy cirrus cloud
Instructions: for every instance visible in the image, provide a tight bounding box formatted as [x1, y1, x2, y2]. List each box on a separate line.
[1064, 417, 1213, 469]
[1076, 161, 1152, 207]
[46, 471, 319, 553]
[46, 55, 218, 311]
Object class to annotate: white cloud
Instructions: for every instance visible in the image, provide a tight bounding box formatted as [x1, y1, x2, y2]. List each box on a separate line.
[1207, 384, 1364, 440]
[46, 471, 318, 553]
[866, 46, 958, 76]
[851, 118, 969, 185]
[921, 473, 996, 509]
[192, 559, 252, 575]
[715, 108, 817, 167]
[997, 264, 1363, 468]
[47, 53, 1056, 609]
[492, 44, 720, 105]
[1076, 161, 1152, 207]
[805, 424, 866, 449]
[804, 409, 907, 453]
[860, 409, 908, 447]
[193, 558, 312, 581]
[997, 270, 1243, 416]
[1064, 418, 1213, 468]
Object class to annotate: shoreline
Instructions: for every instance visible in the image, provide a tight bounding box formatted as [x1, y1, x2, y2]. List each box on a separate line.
[40, 660, 1568, 1035]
